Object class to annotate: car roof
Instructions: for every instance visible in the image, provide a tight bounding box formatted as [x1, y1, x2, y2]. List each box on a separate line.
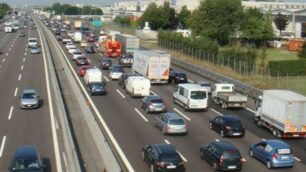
[153, 144, 176, 154]
[264, 140, 290, 148]
[212, 141, 238, 151]
[22, 89, 36, 94]
[14, 145, 38, 160]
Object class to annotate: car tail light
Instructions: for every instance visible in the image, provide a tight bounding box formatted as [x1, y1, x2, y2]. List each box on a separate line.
[273, 153, 279, 160]
[156, 161, 165, 168]
[219, 155, 224, 164]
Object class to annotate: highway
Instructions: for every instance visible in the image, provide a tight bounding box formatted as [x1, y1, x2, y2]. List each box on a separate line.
[0, 17, 61, 171]
[41, 17, 306, 172]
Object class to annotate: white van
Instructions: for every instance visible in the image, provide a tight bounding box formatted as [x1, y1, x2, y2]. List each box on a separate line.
[126, 76, 150, 97]
[28, 38, 38, 48]
[173, 83, 208, 111]
[84, 68, 103, 85]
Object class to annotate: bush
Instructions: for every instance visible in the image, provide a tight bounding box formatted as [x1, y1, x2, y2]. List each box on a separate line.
[268, 60, 306, 76]
[298, 42, 306, 58]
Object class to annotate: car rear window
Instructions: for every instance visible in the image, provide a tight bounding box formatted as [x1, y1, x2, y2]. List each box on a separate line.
[223, 150, 241, 159]
[151, 99, 164, 103]
[277, 148, 291, 155]
[177, 73, 186, 77]
[169, 119, 185, 125]
[227, 120, 242, 127]
[159, 153, 181, 162]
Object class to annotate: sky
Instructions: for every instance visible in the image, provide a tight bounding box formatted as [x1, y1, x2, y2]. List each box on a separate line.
[2, 0, 306, 7]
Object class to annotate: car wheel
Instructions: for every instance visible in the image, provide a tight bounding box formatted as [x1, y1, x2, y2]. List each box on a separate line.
[151, 164, 156, 172]
[145, 108, 149, 114]
[183, 105, 188, 111]
[213, 162, 218, 171]
[162, 127, 167, 135]
[200, 151, 204, 159]
[220, 130, 225, 137]
[266, 160, 272, 169]
[141, 151, 145, 161]
[249, 149, 254, 157]
[209, 122, 213, 129]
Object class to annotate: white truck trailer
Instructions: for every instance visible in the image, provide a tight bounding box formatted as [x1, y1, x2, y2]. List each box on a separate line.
[255, 90, 306, 138]
[132, 50, 170, 84]
[212, 83, 248, 108]
[115, 34, 139, 53]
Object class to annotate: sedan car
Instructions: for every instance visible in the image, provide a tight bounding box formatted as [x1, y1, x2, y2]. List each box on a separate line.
[154, 112, 188, 135]
[78, 65, 94, 77]
[249, 140, 295, 169]
[169, 70, 188, 84]
[109, 68, 124, 80]
[142, 144, 185, 172]
[141, 95, 167, 113]
[100, 59, 112, 70]
[80, 40, 88, 47]
[85, 46, 95, 53]
[20, 89, 40, 109]
[86, 36, 96, 42]
[87, 82, 107, 95]
[9, 145, 44, 172]
[30, 47, 40, 54]
[75, 57, 90, 66]
[65, 42, 75, 50]
[209, 115, 245, 137]
[19, 32, 26, 37]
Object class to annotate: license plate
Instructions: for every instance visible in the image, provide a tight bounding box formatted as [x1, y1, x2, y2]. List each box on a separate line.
[167, 165, 176, 169]
[233, 133, 241, 136]
[27, 105, 32, 107]
[281, 156, 289, 160]
[228, 166, 236, 169]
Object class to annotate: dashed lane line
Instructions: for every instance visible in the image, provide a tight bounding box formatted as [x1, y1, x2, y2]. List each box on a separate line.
[134, 108, 148, 122]
[8, 106, 14, 120]
[18, 74, 22, 81]
[173, 108, 191, 121]
[210, 108, 223, 116]
[103, 76, 109, 82]
[116, 89, 126, 98]
[21, 65, 24, 71]
[14, 87, 18, 97]
[0, 136, 6, 158]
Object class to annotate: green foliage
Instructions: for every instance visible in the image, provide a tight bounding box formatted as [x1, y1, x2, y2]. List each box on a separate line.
[177, 6, 191, 29]
[188, 0, 243, 46]
[268, 60, 306, 76]
[47, 3, 103, 15]
[274, 12, 289, 34]
[298, 42, 306, 58]
[114, 16, 131, 26]
[0, 3, 10, 19]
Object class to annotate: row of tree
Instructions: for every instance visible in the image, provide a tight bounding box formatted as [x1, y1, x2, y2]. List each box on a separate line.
[0, 3, 10, 19]
[45, 3, 103, 15]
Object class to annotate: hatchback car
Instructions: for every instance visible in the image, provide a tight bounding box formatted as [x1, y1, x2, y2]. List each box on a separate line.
[154, 112, 188, 135]
[85, 46, 95, 53]
[196, 80, 212, 94]
[109, 68, 124, 80]
[141, 95, 167, 113]
[142, 144, 185, 172]
[249, 140, 295, 169]
[20, 89, 40, 109]
[78, 65, 94, 77]
[209, 115, 245, 137]
[200, 141, 243, 171]
[169, 71, 188, 84]
[30, 47, 40, 54]
[100, 59, 112, 70]
[75, 57, 90, 66]
[9, 145, 44, 172]
[87, 82, 107, 95]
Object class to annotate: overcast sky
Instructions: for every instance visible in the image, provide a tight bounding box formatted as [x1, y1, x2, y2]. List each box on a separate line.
[3, 0, 306, 7]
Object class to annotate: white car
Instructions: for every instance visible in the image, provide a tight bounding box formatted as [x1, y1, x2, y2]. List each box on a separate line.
[72, 51, 84, 60]
[62, 38, 72, 44]
[66, 42, 76, 50]
[80, 40, 88, 47]
[109, 68, 124, 80]
[68, 48, 78, 54]
[67, 31, 74, 38]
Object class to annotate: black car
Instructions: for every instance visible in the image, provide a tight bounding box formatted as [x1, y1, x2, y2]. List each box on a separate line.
[54, 30, 61, 35]
[100, 59, 112, 70]
[200, 141, 243, 171]
[118, 53, 133, 66]
[56, 35, 62, 41]
[85, 46, 95, 53]
[9, 145, 45, 172]
[87, 82, 106, 95]
[118, 73, 139, 88]
[142, 144, 185, 172]
[169, 70, 188, 84]
[209, 115, 245, 137]
[141, 95, 167, 113]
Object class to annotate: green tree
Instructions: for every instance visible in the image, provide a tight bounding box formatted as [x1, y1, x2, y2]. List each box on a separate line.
[138, 3, 168, 30]
[177, 6, 191, 29]
[0, 3, 10, 19]
[274, 12, 289, 35]
[188, 0, 243, 46]
[298, 42, 306, 58]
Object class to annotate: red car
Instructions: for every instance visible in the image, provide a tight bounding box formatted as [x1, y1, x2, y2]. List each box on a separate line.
[78, 65, 94, 77]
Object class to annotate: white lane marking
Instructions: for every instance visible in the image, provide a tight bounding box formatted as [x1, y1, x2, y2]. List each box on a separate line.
[164, 139, 188, 162]
[0, 136, 6, 158]
[210, 108, 223, 116]
[62, 152, 68, 169]
[2, 58, 5, 63]
[21, 65, 24, 70]
[262, 138, 266, 141]
[18, 74, 22, 81]
[8, 106, 14, 120]
[99, 53, 103, 56]
[37, 20, 63, 172]
[134, 108, 148, 122]
[14, 87, 18, 97]
[150, 91, 157, 95]
[294, 157, 301, 162]
[116, 89, 126, 98]
[5, 53, 8, 56]
[215, 139, 220, 142]
[246, 108, 256, 113]
[24, 52, 27, 56]
[8, 48, 11, 51]
[173, 108, 191, 121]
[103, 76, 109, 82]
[241, 158, 247, 162]
[23, 58, 26, 62]
[188, 79, 194, 83]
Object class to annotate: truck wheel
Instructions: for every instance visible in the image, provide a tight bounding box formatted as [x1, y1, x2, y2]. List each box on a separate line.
[183, 105, 188, 111]
[221, 101, 227, 109]
[213, 97, 219, 104]
[273, 129, 282, 138]
[256, 119, 263, 127]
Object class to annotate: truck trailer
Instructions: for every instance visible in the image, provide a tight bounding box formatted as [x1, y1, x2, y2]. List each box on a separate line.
[115, 34, 139, 54]
[255, 90, 306, 138]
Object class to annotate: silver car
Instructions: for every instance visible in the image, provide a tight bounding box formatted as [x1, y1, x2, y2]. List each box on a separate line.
[20, 89, 40, 109]
[154, 112, 188, 135]
[141, 95, 167, 113]
[196, 80, 212, 94]
[30, 47, 40, 54]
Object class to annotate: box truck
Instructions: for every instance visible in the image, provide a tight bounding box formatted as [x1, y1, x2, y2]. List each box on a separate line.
[115, 34, 139, 53]
[132, 50, 170, 84]
[255, 90, 306, 138]
[74, 20, 82, 30]
[73, 32, 82, 43]
[84, 68, 103, 85]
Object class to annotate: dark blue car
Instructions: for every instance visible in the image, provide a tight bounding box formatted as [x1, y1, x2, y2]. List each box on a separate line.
[9, 145, 44, 172]
[249, 140, 295, 169]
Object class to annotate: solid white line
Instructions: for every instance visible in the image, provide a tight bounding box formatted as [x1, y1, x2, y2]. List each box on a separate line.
[210, 108, 223, 116]
[150, 91, 157, 95]
[21, 65, 24, 71]
[262, 138, 266, 141]
[8, 106, 14, 120]
[246, 108, 256, 113]
[37, 20, 63, 172]
[0, 136, 6, 158]
[18, 74, 22, 81]
[188, 79, 194, 83]
[164, 139, 170, 144]
[2, 58, 5, 63]
[23, 58, 26, 62]
[103, 76, 109, 82]
[62, 152, 68, 168]
[134, 108, 148, 122]
[164, 139, 188, 162]
[294, 157, 301, 162]
[14, 87, 18, 97]
[173, 108, 191, 121]
[116, 89, 126, 98]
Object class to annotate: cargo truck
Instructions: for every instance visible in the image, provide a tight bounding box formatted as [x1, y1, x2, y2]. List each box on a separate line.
[84, 68, 103, 85]
[115, 34, 139, 53]
[5, 26, 13, 33]
[73, 32, 82, 43]
[212, 83, 248, 108]
[132, 50, 170, 84]
[255, 90, 306, 138]
[74, 20, 82, 30]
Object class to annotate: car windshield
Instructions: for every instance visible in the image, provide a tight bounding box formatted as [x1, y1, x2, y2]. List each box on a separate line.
[12, 159, 40, 170]
[190, 91, 207, 99]
[169, 119, 185, 125]
[223, 150, 241, 159]
[277, 148, 291, 155]
[159, 153, 181, 162]
[151, 99, 164, 104]
[22, 93, 36, 99]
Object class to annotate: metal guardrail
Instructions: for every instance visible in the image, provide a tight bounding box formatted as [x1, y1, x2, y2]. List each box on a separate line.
[171, 57, 263, 99]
